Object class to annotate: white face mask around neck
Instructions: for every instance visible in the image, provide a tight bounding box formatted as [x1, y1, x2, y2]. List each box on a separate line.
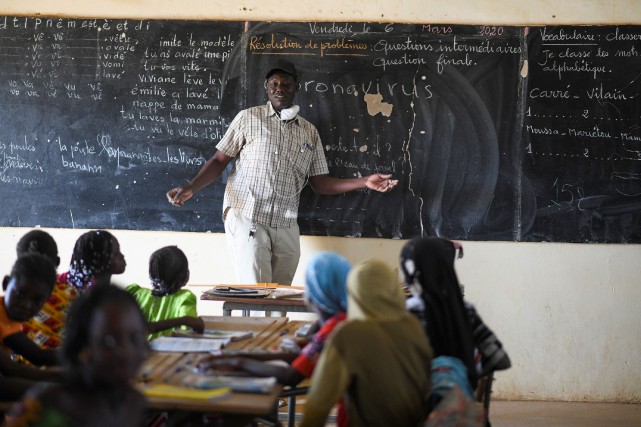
[278, 105, 299, 120]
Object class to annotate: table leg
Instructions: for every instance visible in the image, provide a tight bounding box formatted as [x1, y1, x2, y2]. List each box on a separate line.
[222, 302, 232, 317]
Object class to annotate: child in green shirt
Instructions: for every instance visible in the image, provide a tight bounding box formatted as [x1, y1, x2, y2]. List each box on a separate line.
[127, 246, 203, 340]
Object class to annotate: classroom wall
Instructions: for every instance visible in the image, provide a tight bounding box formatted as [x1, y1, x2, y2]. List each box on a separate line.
[1, 0, 640, 403]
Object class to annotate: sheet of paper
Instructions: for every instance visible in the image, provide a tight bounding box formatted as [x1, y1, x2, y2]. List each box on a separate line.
[150, 336, 228, 352]
[182, 373, 278, 394]
[270, 288, 305, 299]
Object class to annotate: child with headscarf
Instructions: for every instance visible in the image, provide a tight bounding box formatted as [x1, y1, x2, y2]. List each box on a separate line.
[198, 251, 350, 389]
[400, 237, 477, 398]
[400, 236, 510, 409]
[300, 259, 432, 427]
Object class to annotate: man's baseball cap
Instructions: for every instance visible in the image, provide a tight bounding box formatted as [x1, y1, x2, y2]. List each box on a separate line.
[265, 59, 298, 80]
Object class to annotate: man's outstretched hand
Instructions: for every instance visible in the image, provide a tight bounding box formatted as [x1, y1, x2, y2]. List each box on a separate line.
[365, 174, 399, 193]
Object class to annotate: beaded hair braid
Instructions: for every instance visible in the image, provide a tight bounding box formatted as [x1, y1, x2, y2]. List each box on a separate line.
[148, 246, 189, 297]
[67, 230, 115, 291]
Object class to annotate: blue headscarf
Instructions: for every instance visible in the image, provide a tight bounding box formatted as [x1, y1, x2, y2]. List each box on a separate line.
[305, 251, 350, 316]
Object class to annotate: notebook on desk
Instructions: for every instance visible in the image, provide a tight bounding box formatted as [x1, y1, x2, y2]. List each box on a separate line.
[202, 286, 272, 298]
[201, 286, 305, 300]
[142, 383, 232, 401]
[173, 329, 254, 342]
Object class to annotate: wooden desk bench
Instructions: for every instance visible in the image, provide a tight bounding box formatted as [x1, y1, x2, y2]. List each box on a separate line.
[200, 315, 307, 351]
[139, 316, 313, 426]
[140, 352, 283, 426]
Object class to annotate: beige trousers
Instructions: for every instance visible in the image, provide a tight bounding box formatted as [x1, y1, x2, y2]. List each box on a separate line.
[223, 208, 300, 287]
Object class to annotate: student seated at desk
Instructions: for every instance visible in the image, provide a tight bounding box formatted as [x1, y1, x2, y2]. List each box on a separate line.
[0, 254, 61, 400]
[5, 285, 149, 427]
[199, 252, 350, 420]
[300, 259, 433, 427]
[400, 237, 510, 411]
[17, 229, 77, 350]
[60, 232, 200, 339]
[20, 229, 127, 355]
[126, 246, 204, 340]
[1, 254, 60, 367]
[59, 230, 127, 294]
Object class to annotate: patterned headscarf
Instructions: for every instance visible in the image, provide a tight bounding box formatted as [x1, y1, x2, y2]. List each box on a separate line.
[399, 236, 477, 389]
[305, 251, 350, 316]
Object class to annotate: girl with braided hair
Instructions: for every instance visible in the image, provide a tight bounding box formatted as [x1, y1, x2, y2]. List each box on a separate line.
[61, 230, 126, 293]
[127, 246, 204, 340]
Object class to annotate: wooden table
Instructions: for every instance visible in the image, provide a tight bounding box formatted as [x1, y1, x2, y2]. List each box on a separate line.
[199, 285, 314, 316]
[138, 316, 310, 425]
[201, 294, 311, 316]
[141, 352, 281, 411]
[202, 315, 307, 351]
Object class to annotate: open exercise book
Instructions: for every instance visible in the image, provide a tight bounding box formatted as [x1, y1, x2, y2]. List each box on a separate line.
[152, 330, 254, 352]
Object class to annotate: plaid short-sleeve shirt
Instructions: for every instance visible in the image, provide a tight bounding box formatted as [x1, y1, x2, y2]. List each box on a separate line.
[216, 102, 329, 228]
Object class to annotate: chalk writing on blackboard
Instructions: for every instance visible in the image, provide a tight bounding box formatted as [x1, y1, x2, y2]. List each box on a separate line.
[0, 18, 639, 242]
[524, 25, 641, 243]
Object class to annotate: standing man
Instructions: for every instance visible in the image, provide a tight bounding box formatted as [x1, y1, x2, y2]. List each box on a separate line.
[167, 59, 398, 286]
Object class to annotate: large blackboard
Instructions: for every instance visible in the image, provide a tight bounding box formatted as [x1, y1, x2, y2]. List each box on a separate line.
[524, 26, 641, 243]
[0, 17, 640, 242]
